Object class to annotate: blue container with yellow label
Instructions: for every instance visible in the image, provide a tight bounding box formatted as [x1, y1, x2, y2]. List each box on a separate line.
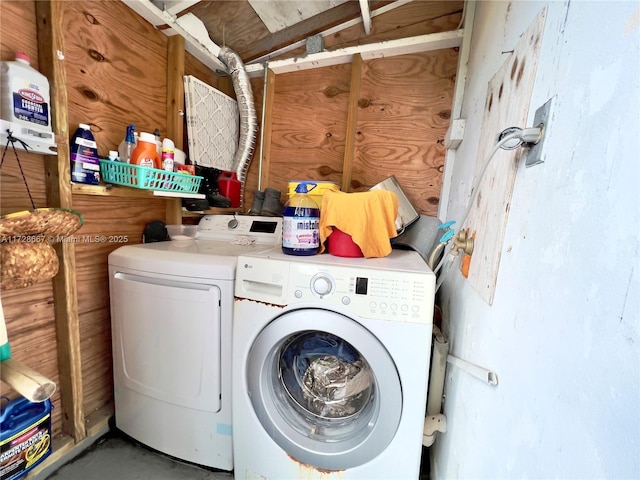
[0, 397, 52, 480]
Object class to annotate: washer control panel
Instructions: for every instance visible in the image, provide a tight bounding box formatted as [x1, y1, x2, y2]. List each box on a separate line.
[198, 214, 282, 244]
[289, 261, 435, 324]
[236, 252, 436, 324]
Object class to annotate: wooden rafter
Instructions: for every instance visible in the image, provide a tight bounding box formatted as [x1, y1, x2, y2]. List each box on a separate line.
[242, 1, 388, 61]
[246, 29, 463, 76]
[359, 0, 372, 34]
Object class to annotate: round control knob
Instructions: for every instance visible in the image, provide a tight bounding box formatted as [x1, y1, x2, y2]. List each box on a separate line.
[311, 273, 334, 297]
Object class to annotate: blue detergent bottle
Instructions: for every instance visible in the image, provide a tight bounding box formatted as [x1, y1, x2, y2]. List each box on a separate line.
[282, 182, 320, 256]
[70, 123, 100, 185]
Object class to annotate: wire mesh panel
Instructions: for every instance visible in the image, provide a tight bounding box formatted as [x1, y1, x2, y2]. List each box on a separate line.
[183, 75, 239, 171]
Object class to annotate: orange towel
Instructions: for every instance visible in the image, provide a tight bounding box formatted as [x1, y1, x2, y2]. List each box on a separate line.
[319, 190, 399, 258]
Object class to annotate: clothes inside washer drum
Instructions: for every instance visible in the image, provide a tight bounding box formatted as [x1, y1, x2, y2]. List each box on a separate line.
[301, 355, 373, 418]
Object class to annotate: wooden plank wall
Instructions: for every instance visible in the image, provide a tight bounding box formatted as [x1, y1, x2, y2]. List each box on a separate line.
[242, 1, 462, 216]
[0, 0, 63, 435]
[466, 10, 545, 304]
[353, 49, 458, 213]
[2, 0, 461, 442]
[268, 63, 352, 189]
[61, 0, 168, 419]
[1, 0, 223, 437]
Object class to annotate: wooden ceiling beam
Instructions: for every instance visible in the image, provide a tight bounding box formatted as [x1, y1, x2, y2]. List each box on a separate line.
[247, 0, 414, 65]
[152, 0, 202, 17]
[245, 28, 463, 76]
[359, 0, 373, 35]
[241, 0, 392, 62]
[122, 0, 227, 73]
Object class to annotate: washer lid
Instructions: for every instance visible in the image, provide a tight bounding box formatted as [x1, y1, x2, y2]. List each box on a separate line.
[108, 241, 278, 279]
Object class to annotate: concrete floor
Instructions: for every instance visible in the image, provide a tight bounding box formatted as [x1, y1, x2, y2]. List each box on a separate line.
[45, 432, 233, 480]
[44, 429, 431, 480]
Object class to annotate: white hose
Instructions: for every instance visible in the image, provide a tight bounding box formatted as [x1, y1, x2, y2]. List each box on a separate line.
[427, 242, 446, 271]
[435, 253, 458, 293]
[432, 243, 452, 275]
[458, 131, 522, 231]
[435, 130, 522, 292]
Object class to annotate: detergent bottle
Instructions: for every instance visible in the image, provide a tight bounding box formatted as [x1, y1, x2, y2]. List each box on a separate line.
[282, 182, 320, 256]
[70, 123, 100, 185]
[161, 137, 175, 172]
[130, 132, 161, 169]
[0, 52, 52, 135]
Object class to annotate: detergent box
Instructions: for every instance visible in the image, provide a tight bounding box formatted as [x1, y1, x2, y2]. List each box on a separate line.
[0, 397, 52, 480]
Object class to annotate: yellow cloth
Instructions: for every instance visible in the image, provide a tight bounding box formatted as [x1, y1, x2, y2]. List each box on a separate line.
[319, 190, 398, 258]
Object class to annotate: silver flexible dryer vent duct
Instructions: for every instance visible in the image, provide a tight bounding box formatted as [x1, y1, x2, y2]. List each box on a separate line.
[218, 47, 257, 206]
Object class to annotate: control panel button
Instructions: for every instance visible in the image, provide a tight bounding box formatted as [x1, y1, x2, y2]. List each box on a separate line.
[342, 296, 351, 305]
[294, 290, 303, 298]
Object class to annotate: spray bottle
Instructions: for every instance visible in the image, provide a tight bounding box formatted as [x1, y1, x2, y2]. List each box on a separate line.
[118, 124, 136, 163]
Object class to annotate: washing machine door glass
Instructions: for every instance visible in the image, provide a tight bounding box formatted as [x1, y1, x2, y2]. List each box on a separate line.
[279, 331, 374, 421]
[246, 308, 402, 471]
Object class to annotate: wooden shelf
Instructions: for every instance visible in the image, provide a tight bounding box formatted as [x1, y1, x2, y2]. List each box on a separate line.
[71, 183, 204, 199]
[181, 207, 243, 217]
[72, 184, 154, 197]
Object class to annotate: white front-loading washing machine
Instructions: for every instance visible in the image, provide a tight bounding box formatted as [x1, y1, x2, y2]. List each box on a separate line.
[108, 214, 281, 470]
[233, 249, 435, 479]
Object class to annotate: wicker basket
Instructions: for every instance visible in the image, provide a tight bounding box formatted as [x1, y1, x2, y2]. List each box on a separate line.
[0, 242, 59, 290]
[0, 208, 83, 290]
[0, 208, 83, 240]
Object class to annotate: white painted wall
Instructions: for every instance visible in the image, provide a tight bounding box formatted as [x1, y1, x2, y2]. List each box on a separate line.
[434, 1, 639, 478]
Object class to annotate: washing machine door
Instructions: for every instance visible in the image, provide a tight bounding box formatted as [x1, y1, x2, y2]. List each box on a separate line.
[246, 307, 402, 471]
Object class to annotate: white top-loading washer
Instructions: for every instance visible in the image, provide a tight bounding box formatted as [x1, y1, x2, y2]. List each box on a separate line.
[108, 215, 281, 470]
[232, 249, 436, 479]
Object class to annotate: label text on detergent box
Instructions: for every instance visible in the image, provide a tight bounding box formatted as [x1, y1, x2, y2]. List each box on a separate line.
[0, 413, 51, 480]
[282, 216, 319, 249]
[70, 135, 100, 184]
[10, 77, 50, 127]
